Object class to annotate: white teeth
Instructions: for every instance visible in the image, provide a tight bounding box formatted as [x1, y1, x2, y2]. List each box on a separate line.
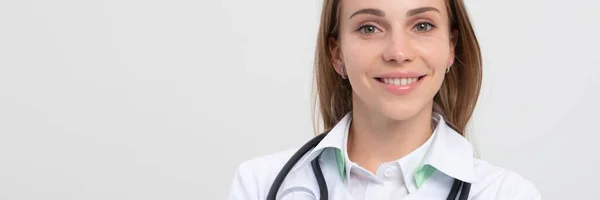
[381, 77, 418, 86]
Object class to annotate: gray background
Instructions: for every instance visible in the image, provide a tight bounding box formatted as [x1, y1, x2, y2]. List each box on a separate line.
[1, 0, 599, 199]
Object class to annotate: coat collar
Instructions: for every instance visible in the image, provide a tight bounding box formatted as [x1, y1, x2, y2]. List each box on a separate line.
[291, 113, 351, 174]
[420, 114, 476, 182]
[291, 111, 475, 183]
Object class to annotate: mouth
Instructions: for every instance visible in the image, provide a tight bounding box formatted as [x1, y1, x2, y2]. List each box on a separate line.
[374, 75, 426, 86]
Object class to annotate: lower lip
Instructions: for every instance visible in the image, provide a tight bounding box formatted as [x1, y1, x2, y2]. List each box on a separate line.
[376, 77, 424, 95]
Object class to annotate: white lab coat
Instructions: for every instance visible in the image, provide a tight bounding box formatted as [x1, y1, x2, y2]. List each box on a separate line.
[227, 113, 541, 199]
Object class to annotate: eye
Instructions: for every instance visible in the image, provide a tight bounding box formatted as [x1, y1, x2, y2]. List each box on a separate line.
[358, 24, 381, 35]
[413, 22, 436, 32]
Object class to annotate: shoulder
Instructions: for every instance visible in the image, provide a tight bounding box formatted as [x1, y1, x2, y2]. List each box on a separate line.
[227, 148, 299, 200]
[238, 148, 299, 178]
[470, 158, 541, 200]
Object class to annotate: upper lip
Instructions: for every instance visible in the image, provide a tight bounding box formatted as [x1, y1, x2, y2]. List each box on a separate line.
[375, 71, 426, 78]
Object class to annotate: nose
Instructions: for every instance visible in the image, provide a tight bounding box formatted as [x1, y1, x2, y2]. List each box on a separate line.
[382, 33, 415, 64]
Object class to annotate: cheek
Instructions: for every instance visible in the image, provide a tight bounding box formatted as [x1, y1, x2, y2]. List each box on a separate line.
[341, 40, 381, 74]
[411, 37, 451, 94]
[412, 37, 451, 70]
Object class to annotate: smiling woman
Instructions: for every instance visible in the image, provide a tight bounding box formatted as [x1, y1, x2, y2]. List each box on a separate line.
[227, 0, 541, 199]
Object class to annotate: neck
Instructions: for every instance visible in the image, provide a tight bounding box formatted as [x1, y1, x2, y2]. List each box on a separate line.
[347, 96, 434, 174]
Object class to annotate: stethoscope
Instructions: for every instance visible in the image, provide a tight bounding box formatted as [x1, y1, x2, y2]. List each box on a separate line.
[266, 132, 471, 200]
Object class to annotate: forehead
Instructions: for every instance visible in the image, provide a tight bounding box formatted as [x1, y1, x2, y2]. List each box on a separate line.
[340, 0, 448, 18]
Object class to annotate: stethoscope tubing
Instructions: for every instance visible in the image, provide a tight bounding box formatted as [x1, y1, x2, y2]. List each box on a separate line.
[267, 133, 328, 199]
[266, 132, 470, 200]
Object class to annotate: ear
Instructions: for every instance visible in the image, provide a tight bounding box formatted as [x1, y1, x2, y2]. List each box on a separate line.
[448, 29, 458, 66]
[328, 37, 344, 75]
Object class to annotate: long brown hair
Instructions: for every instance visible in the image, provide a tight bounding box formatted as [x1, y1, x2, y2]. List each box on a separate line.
[311, 0, 482, 136]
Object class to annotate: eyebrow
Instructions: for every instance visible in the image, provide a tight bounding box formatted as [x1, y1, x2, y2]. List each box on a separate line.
[349, 7, 441, 19]
[349, 8, 384, 19]
[406, 7, 440, 17]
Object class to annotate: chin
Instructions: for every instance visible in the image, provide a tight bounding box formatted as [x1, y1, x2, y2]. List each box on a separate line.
[380, 101, 428, 121]
[381, 107, 419, 121]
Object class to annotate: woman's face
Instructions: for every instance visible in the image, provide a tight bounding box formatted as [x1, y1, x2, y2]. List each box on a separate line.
[331, 0, 455, 120]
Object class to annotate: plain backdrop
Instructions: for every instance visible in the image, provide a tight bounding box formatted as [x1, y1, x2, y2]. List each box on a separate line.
[1, 0, 599, 199]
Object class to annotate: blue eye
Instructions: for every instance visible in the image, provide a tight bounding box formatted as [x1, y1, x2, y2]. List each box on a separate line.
[413, 22, 435, 32]
[358, 25, 380, 34]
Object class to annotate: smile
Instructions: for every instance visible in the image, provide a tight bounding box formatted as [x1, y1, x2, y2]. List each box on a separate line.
[374, 75, 426, 95]
[376, 76, 425, 86]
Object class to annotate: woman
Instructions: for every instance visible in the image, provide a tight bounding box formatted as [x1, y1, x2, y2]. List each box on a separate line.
[228, 0, 541, 199]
